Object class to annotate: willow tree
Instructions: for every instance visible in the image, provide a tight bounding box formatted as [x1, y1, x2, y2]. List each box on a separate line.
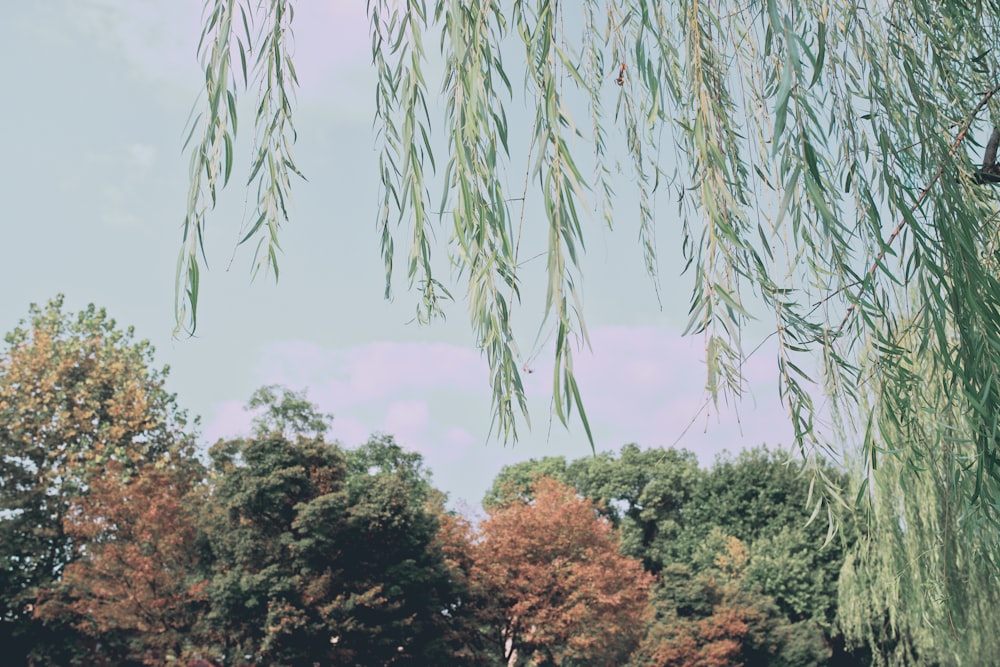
[837, 329, 1000, 665]
[179, 1, 1000, 511]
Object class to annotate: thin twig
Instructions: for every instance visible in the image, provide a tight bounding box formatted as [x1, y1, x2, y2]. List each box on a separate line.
[835, 85, 1000, 335]
[434, 197, 525, 217]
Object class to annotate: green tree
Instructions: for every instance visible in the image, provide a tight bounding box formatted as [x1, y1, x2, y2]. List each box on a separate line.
[678, 448, 862, 663]
[339, 434, 476, 664]
[682, 448, 851, 626]
[567, 445, 703, 572]
[481, 455, 570, 509]
[246, 384, 332, 439]
[0, 296, 193, 665]
[179, 1, 1000, 514]
[202, 428, 475, 665]
[200, 433, 349, 664]
[485, 445, 861, 663]
[631, 534, 830, 667]
[345, 433, 435, 494]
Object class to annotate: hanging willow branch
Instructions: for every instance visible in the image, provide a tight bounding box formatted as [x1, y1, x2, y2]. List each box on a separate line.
[180, 0, 1000, 513]
[177, 0, 300, 333]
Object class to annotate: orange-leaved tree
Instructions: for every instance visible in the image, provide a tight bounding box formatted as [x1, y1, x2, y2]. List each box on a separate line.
[39, 460, 209, 665]
[473, 476, 653, 666]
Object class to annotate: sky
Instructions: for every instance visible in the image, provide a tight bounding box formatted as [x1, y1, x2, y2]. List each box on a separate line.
[1, 1, 794, 509]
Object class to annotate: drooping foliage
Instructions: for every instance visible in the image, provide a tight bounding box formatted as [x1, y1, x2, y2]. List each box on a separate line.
[12, 294, 1000, 664]
[837, 335, 1000, 666]
[181, 1, 1000, 519]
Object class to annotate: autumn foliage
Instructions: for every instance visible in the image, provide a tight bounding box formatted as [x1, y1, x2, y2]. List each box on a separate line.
[38, 462, 207, 663]
[0, 299, 864, 666]
[0, 297, 192, 664]
[473, 477, 653, 666]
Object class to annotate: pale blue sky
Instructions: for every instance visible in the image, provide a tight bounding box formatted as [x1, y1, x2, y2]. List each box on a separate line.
[1, 1, 792, 508]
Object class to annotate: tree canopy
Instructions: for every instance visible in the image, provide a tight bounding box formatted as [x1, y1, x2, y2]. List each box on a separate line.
[178, 0, 1000, 512]
[484, 444, 861, 663]
[473, 476, 654, 666]
[1, 290, 968, 665]
[0, 296, 193, 664]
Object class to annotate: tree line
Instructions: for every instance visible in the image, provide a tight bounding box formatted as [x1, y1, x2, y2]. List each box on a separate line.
[1, 298, 994, 666]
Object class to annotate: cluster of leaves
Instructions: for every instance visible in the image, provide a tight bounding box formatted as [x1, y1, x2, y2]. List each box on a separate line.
[485, 444, 867, 666]
[469, 477, 654, 666]
[175, 6, 1000, 660]
[631, 540, 829, 667]
[837, 330, 1000, 667]
[0, 296, 193, 665]
[194, 432, 474, 666]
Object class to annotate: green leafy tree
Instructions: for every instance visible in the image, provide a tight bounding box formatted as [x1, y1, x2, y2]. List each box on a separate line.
[682, 448, 851, 627]
[202, 415, 475, 665]
[677, 448, 862, 663]
[0, 297, 192, 665]
[481, 455, 570, 509]
[345, 433, 435, 494]
[485, 445, 861, 662]
[567, 445, 703, 572]
[631, 534, 830, 667]
[200, 433, 351, 664]
[179, 2, 1000, 518]
[338, 434, 476, 664]
[246, 384, 332, 439]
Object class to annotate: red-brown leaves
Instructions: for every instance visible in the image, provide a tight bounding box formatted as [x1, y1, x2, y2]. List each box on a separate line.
[38, 462, 206, 663]
[471, 477, 653, 666]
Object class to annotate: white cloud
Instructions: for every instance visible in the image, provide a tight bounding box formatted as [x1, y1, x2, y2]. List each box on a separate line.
[202, 327, 797, 505]
[203, 398, 249, 443]
[382, 399, 431, 449]
[62, 0, 372, 114]
[445, 426, 475, 448]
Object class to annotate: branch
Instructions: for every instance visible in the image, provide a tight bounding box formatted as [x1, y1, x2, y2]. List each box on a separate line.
[836, 85, 1000, 335]
[983, 126, 1000, 171]
[977, 125, 1000, 183]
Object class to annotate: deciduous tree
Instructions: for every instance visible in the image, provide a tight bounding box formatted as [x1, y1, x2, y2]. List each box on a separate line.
[483, 445, 703, 572]
[837, 332, 1000, 666]
[631, 533, 829, 667]
[473, 476, 652, 666]
[683, 448, 852, 628]
[37, 460, 209, 665]
[484, 445, 860, 663]
[0, 296, 192, 664]
[202, 428, 475, 665]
